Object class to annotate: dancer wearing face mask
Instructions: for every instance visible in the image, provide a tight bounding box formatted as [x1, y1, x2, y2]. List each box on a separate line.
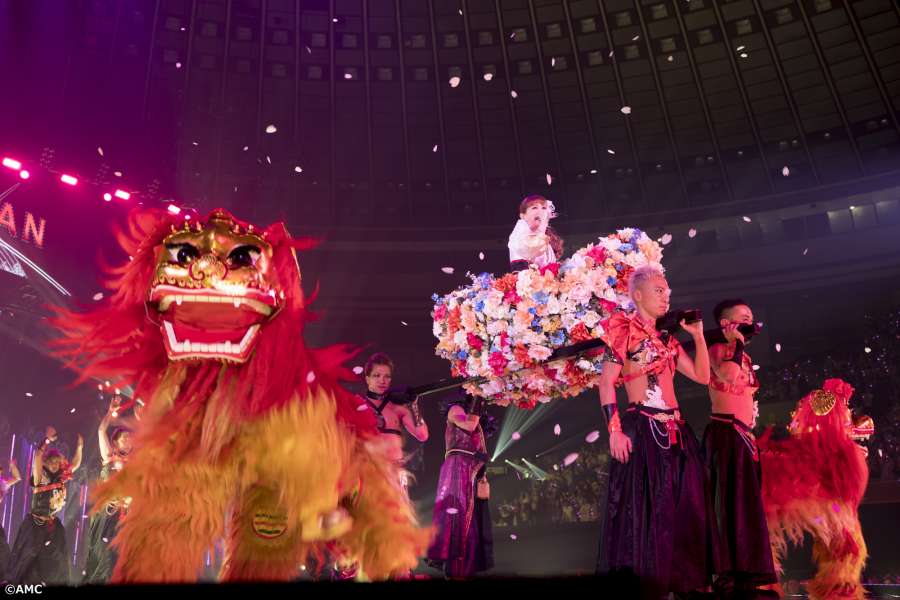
[507, 195, 564, 272]
[7, 426, 82, 585]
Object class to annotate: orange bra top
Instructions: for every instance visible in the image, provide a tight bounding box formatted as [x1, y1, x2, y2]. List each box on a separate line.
[709, 341, 758, 397]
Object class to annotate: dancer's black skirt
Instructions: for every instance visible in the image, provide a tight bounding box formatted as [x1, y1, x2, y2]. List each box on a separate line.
[701, 414, 777, 586]
[6, 515, 68, 585]
[597, 404, 726, 592]
[83, 504, 122, 585]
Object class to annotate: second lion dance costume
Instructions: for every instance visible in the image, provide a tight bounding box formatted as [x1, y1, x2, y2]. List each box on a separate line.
[51, 208, 430, 582]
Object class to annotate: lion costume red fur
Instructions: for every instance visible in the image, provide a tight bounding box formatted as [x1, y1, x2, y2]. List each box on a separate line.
[758, 378, 873, 599]
[51, 208, 431, 582]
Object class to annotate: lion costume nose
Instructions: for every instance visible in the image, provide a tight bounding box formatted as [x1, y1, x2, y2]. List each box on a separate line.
[188, 254, 228, 287]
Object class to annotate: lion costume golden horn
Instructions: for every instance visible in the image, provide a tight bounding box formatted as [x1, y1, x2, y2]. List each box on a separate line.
[51, 208, 431, 582]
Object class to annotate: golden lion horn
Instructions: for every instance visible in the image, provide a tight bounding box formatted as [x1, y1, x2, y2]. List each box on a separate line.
[809, 389, 837, 416]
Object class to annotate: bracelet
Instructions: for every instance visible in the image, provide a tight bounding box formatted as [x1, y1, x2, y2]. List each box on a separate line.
[470, 395, 484, 416]
[725, 340, 745, 367]
[35, 438, 50, 452]
[602, 404, 622, 434]
[409, 401, 424, 427]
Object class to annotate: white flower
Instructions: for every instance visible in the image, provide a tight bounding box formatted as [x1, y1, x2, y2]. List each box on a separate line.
[453, 330, 469, 347]
[565, 253, 587, 269]
[433, 322, 442, 337]
[576, 359, 592, 370]
[536, 395, 552, 403]
[604, 288, 618, 302]
[547, 295, 561, 314]
[582, 310, 601, 328]
[617, 228, 635, 241]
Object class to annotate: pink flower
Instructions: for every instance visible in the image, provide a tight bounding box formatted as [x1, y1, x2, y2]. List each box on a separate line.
[461, 309, 477, 331]
[488, 351, 508, 376]
[527, 345, 553, 362]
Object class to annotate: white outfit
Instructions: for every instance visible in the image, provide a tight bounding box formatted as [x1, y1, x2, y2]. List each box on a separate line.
[507, 219, 556, 268]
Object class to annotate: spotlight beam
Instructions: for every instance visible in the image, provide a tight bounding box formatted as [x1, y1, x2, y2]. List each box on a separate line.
[537, 422, 606, 457]
[0, 237, 71, 296]
[491, 399, 569, 461]
[521, 459, 548, 480]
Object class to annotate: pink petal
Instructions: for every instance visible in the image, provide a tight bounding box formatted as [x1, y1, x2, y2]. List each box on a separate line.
[775, 344, 782, 352]
[740, 53, 748, 58]
[609, 51, 613, 57]
[632, 36, 639, 41]
[401, 321, 407, 325]
[752, 365, 760, 371]
[689, 229, 697, 238]
[833, 503, 840, 513]
[243, 146, 248, 151]
[484, 73, 493, 81]
[442, 267, 454, 274]
[551, 58, 555, 67]
[510, 534, 516, 539]
[554, 424, 561, 435]
[98, 148, 103, 156]
[266, 125, 277, 133]
[607, 149, 615, 154]
[667, 56, 673, 62]
[879, 449, 883, 457]
[510, 33, 514, 38]
[352, 366, 364, 374]
[306, 371, 316, 383]
[865, 347, 871, 353]
[563, 453, 578, 466]
[344, 73, 352, 79]
[512, 432, 521, 440]
[479, 252, 484, 260]
[661, 234, 672, 245]
[736, 46, 745, 51]
[511, 90, 517, 98]
[803, 248, 808, 255]
[93, 293, 104, 301]
[621, 106, 631, 114]
[446, 507, 458, 514]
[306, 46, 311, 53]
[782, 166, 790, 176]
[357, 404, 368, 411]
[586, 431, 600, 443]
[814, 517, 823, 523]
[546, 174, 552, 185]
[433, 145, 438, 152]
[743, 216, 751, 222]
[449, 77, 460, 87]
[176, 62, 182, 68]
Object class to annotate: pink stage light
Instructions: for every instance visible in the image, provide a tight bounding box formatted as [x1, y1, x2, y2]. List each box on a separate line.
[19, 171, 29, 179]
[114, 190, 130, 200]
[61, 174, 77, 185]
[103, 193, 112, 201]
[167, 205, 181, 214]
[2, 158, 21, 170]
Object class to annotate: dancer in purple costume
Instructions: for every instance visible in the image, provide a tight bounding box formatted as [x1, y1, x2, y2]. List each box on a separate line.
[426, 392, 497, 579]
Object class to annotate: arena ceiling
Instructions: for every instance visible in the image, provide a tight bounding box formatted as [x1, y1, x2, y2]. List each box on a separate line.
[1, 0, 899, 231]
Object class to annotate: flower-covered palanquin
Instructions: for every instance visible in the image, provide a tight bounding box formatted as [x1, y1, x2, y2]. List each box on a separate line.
[52, 208, 430, 582]
[432, 229, 664, 408]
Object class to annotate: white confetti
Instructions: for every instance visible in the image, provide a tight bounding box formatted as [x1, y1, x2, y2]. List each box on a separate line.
[306, 371, 316, 383]
[546, 174, 552, 185]
[740, 53, 748, 58]
[114, 172, 122, 177]
[782, 166, 790, 176]
[401, 321, 407, 326]
[736, 46, 745, 51]
[441, 267, 454, 274]
[512, 431, 521, 440]
[607, 149, 615, 154]
[433, 145, 438, 152]
[176, 62, 182, 68]
[45, 541, 50, 545]
[266, 124, 277, 133]
[449, 77, 460, 87]
[98, 148, 103, 156]
[621, 106, 631, 114]
[563, 453, 578, 466]
[102, 538, 108, 543]
[879, 449, 883, 457]
[243, 146, 248, 151]
[306, 46, 311, 53]
[353, 366, 364, 374]
[446, 507, 459, 514]
[93, 293, 104, 301]
[459, 9, 462, 14]
[551, 58, 555, 66]
[511, 90, 517, 98]
[667, 56, 673, 62]
[192, 142, 198, 145]
[775, 343, 782, 352]
[743, 216, 751, 222]
[344, 73, 352, 79]
[661, 234, 672, 245]
[357, 404, 368, 411]
[71, 408, 75, 413]
[479, 252, 484, 260]
[25, 393, 32, 397]
[864, 347, 871, 353]
[266, 156, 271, 164]
[554, 424, 561, 435]
[586, 431, 600, 443]
[803, 248, 808, 255]
[510, 534, 517, 539]
[295, 166, 302, 172]
[483, 73, 493, 81]
[632, 36, 639, 41]
[689, 229, 697, 238]
[752, 365, 760, 371]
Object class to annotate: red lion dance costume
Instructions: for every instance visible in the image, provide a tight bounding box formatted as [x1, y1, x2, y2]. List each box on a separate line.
[51, 208, 430, 582]
[758, 378, 874, 599]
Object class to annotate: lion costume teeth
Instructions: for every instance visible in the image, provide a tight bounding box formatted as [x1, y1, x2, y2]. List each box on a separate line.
[50, 208, 431, 583]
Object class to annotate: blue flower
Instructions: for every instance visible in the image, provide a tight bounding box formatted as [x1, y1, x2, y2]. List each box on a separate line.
[576, 309, 585, 318]
[607, 276, 617, 286]
[615, 264, 622, 271]
[618, 243, 634, 252]
[633, 229, 644, 239]
[594, 363, 604, 373]
[531, 316, 541, 327]
[532, 291, 549, 305]
[456, 350, 468, 360]
[431, 293, 439, 301]
[475, 301, 485, 312]
[491, 345, 501, 354]
[528, 307, 537, 314]
[550, 331, 565, 345]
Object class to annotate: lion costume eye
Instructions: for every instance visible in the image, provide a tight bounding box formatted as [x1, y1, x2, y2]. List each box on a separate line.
[228, 245, 261, 268]
[166, 243, 200, 265]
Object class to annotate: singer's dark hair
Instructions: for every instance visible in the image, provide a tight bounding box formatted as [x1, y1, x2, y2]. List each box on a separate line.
[713, 298, 748, 323]
[518, 195, 564, 259]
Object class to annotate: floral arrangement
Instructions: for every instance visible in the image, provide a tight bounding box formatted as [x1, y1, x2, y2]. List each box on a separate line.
[431, 228, 664, 408]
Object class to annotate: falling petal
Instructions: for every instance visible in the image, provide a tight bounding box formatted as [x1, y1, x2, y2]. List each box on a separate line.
[879, 449, 883, 457]
[306, 371, 316, 383]
[483, 73, 493, 81]
[102, 538, 108, 543]
[306, 46, 311, 53]
[353, 366, 364, 375]
[563, 453, 578, 466]
[357, 404, 368, 411]
[775, 343, 782, 352]
[689, 229, 697, 238]
[512, 431, 521, 440]
[586, 431, 600, 443]
[803, 248, 808, 255]
[446, 508, 458, 514]
[621, 106, 631, 114]
[609, 51, 613, 57]
[551, 58, 555, 66]
[740, 53, 748, 58]
[459, 9, 462, 14]
[266, 125, 276, 134]
[661, 234, 672, 245]
[401, 321, 407, 326]
[479, 252, 484, 260]
[833, 503, 840, 513]
[736, 46, 745, 51]
[554, 424, 561, 435]
[752, 365, 760, 371]
[295, 166, 302, 172]
[433, 145, 438, 152]
[176, 62, 182, 68]
[511, 90, 517, 98]
[192, 142, 198, 145]
[71, 408, 75, 413]
[93, 293, 103, 301]
[667, 56, 673, 62]
[546, 174, 552, 185]
[243, 146, 249, 151]
[510, 535, 517, 539]
[449, 77, 460, 87]
[632, 36, 639, 41]
[98, 148, 103, 156]
[442, 267, 454, 274]
[344, 73, 352, 79]
[743, 216, 751, 222]
[46, 541, 51, 545]
[782, 166, 790, 176]
[864, 347, 871, 353]
[114, 172, 122, 177]
[607, 149, 615, 154]
[814, 517, 823, 523]
[25, 393, 32, 397]
[266, 156, 271, 164]
[510, 32, 514, 38]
